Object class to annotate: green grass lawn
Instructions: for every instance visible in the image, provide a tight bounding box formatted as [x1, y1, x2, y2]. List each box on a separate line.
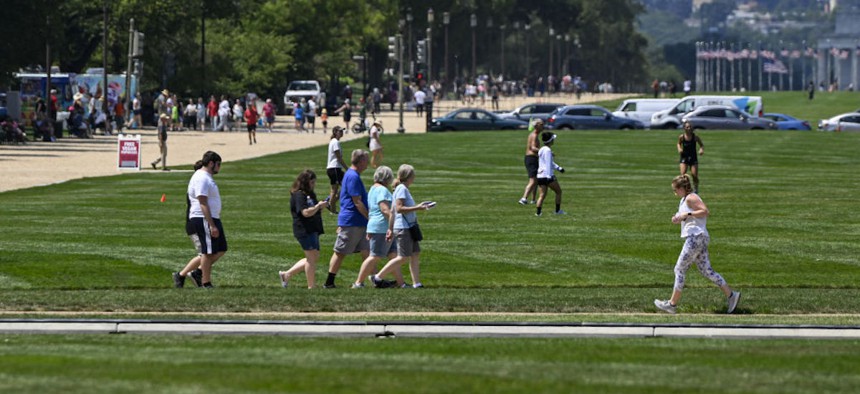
[1, 125, 858, 318]
[1, 334, 859, 393]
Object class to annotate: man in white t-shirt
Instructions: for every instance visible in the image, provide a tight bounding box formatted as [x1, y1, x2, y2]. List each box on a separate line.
[173, 151, 226, 288]
[326, 126, 348, 213]
[414, 89, 426, 117]
[683, 80, 692, 96]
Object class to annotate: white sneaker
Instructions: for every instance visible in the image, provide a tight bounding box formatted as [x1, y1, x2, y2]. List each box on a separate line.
[554, 210, 567, 215]
[727, 291, 741, 314]
[518, 198, 528, 205]
[654, 299, 677, 314]
[351, 282, 365, 289]
[278, 271, 288, 288]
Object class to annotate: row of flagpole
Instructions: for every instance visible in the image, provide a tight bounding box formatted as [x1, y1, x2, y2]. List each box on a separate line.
[694, 41, 858, 92]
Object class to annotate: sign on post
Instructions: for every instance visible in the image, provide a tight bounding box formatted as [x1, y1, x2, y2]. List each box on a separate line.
[117, 134, 142, 170]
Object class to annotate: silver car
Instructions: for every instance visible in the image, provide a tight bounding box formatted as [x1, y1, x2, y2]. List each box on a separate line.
[817, 112, 860, 132]
[681, 105, 776, 130]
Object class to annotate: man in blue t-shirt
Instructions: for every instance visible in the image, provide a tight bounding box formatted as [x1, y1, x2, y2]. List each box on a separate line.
[324, 149, 370, 288]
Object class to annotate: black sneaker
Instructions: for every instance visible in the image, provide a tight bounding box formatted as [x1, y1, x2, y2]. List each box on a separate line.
[188, 269, 203, 287]
[172, 272, 185, 288]
[323, 283, 337, 289]
[203, 283, 215, 289]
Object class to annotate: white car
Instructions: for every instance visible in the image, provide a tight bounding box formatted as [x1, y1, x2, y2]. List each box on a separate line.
[818, 112, 860, 132]
[283, 80, 321, 114]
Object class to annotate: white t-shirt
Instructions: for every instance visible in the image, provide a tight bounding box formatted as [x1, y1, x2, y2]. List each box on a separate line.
[188, 169, 222, 219]
[414, 90, 426, 105]
[218, 100, 230, 116]
[307, 100, 317, 116]
[132, 97, 141, 110]
[678, 195, 707, 238]
[537, 146, 560, 179]
[327, 139, 342, 169]
[369, 125, 382, 151]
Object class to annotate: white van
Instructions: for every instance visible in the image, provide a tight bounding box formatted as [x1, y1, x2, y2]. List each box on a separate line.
[613, 98, 680, 128]
[650, 95, 763, 129]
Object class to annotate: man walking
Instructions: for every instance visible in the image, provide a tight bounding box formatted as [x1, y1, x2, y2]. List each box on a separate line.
[323, 149, 371, 288]
[173, 151, 227, 288]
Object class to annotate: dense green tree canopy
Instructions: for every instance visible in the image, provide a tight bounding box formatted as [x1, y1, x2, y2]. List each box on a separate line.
[2, 0, 651, 98]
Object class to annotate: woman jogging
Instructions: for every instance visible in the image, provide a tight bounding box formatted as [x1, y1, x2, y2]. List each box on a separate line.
[279, 169, 329, 289]
[369, 120, 384, 168]
[678, 121, 704, 193]
[535, 132, 566, 216]
[654, 174, 741, 314]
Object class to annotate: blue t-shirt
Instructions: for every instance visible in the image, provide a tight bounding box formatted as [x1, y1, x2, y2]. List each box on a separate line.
[393, 184, 417, 230]
[338, 168, 369, 227]
[366, 185, 392, 234]
[295, 106, 304, 120]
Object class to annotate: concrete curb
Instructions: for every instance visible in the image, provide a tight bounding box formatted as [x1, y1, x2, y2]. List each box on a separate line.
[2, 319, 860, 339]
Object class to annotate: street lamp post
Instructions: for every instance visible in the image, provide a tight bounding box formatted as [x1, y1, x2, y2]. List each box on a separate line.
[486, 17, 493, 73]
[564, 34, 570, 75]
[525, 23, 531, 77]
[427, 8, 433, 83]
[407, 9, 413, 76]
[500, 24, 506, 79]
[471, 13, 477, 79]
[443, 12, 449, 91]
[548, 27, 554, 80]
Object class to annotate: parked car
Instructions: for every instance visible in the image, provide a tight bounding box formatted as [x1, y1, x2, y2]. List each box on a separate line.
[651, 95, 763, 129]
[546, 105, 645, 130]
[496, 102, 565, 123]
[429, 108, 529, 131]
[681, 105, 777, 130]
[282, 80, 321, 114]
[0, 92, 7, 120]
[612, 98, 679, 128]
[762, 113, 812, 130]
[818, 112, 860, 132]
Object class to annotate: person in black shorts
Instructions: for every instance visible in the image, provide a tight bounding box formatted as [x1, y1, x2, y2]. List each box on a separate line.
[519, 119, 543, 205]
[677, 121, 704, 193]
[326, 126, 348, 213]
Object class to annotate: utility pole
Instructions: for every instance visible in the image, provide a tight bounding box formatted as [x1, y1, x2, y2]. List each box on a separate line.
[125, 18, 134, 126]
[103, 0, 111, 134]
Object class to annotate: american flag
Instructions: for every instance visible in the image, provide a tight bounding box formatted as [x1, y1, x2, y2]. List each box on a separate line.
[763, 58, 788, 74]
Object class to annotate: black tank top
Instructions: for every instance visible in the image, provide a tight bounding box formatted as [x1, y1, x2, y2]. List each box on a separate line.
[681, 133, 697, 157]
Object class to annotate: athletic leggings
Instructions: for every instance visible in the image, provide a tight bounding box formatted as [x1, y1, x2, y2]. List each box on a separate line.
[673, 233, 726, 292]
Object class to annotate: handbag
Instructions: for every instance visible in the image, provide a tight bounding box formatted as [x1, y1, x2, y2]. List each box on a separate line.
[408, 222, 423, 242]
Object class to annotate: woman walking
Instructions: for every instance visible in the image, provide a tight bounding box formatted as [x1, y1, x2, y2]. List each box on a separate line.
[369, 120, 384, 168]
[654, 174, 741, 314]
[352, 166, 404, 288]
[370, 164, 432, 288]
[279, 169, 329, 289]
[678, 121, 704, 193]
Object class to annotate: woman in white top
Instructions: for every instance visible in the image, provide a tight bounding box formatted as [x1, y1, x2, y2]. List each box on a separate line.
[232, 99, 244, 131]
[535, 132, 565, 216]
[369, 120, 384, 168]
[654, 174, 741, 314]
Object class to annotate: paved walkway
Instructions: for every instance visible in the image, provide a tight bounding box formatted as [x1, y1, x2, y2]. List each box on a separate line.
[2, 319, 859, 338]
[0, 94, 631, 193]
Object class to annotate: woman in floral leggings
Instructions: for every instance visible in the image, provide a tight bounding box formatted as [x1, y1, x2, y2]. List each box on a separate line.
[654, 174, 741, 314]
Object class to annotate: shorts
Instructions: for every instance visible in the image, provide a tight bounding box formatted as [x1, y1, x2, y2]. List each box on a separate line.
[247, 123, 256, 132]
[296, 233, 321, 251]
[394, 228, 421, 257]
[333, 226, 369, 254]
[368, 232, 397, 257]
[524, 155, 539, 178]
[680, 155, 698, 165]
[266, 116, 275, 124]
[307, 116, 316, 124]
[344, 114, 351, 122]
[188, 217, 228, 255]
[537, 176, 557, 186]
[417, 103, 425, 111]
[327, 167, 345, 185]
[133, 109, 141, 115]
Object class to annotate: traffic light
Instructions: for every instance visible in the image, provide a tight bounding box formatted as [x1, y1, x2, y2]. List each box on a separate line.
[133, 32, 145, 58]
[416, 39, 426, 63]
[387, 36, 397, 60]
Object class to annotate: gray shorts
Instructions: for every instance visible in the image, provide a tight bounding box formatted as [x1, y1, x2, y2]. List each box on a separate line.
[394, 228, 421, 257]
[368, 232, 397, 257]
[333, 226, 369, 254]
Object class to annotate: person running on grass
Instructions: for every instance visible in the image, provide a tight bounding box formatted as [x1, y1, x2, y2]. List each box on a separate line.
[535, 132, 566, 216]
[678, 121, 704, 193]
[654, 174, 741, 314]
[519, 118, 543, 205]
[279, 169, 329, 289]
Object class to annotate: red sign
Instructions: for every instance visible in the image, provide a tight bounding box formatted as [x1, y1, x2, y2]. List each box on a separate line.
[117, 134, 141, 170]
